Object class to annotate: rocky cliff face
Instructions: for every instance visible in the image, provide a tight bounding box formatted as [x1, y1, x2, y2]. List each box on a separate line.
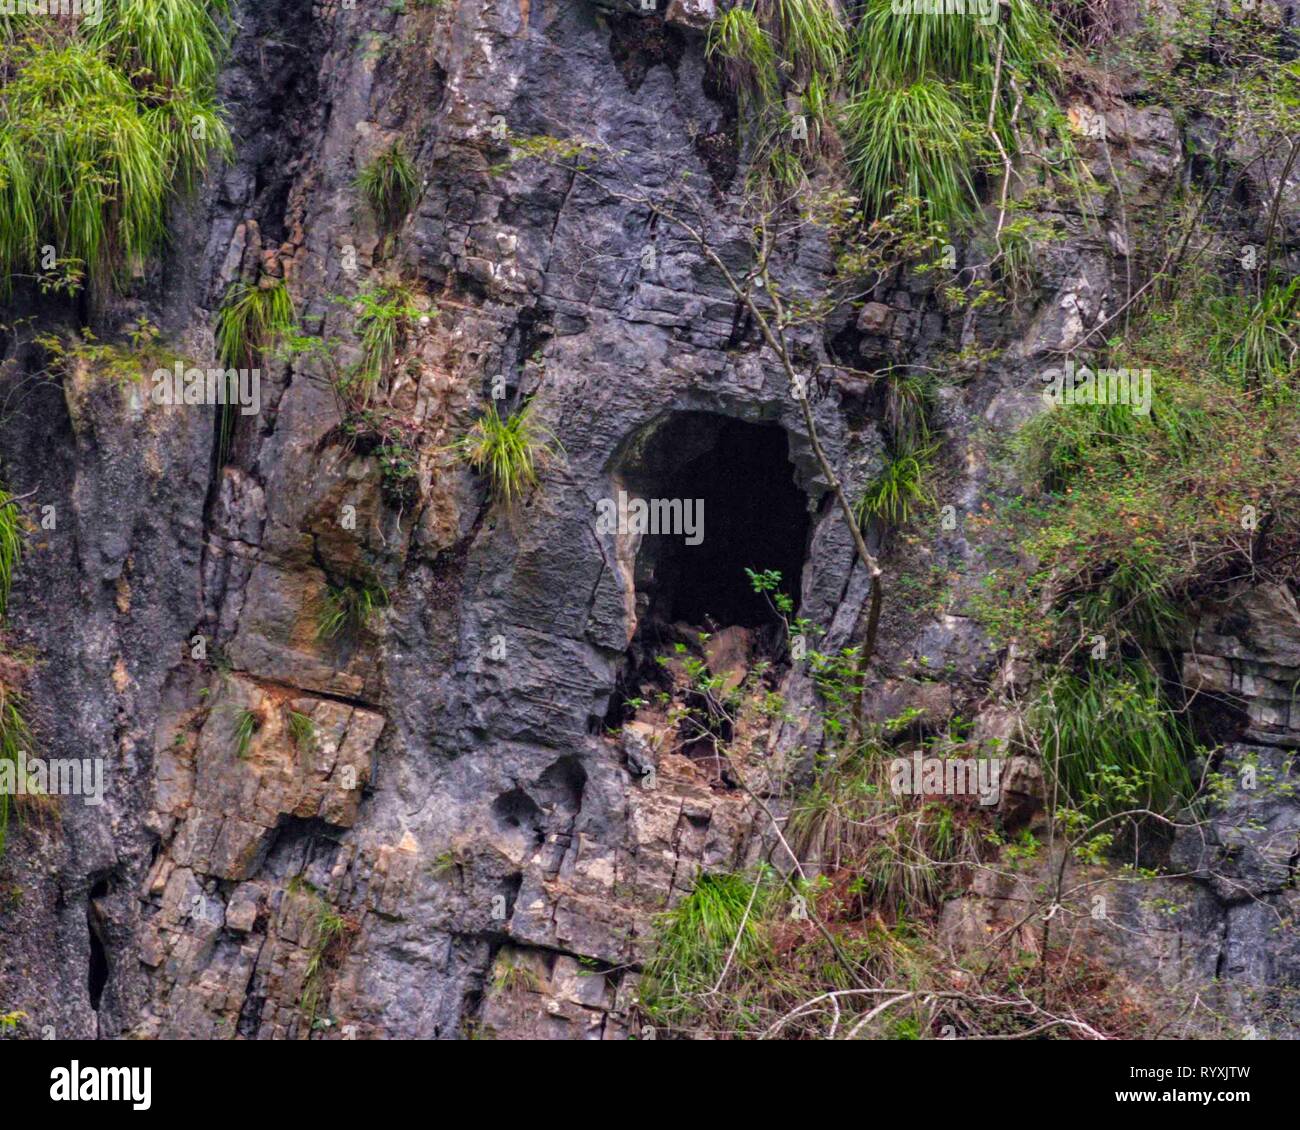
[0, 0, 1297, 1039]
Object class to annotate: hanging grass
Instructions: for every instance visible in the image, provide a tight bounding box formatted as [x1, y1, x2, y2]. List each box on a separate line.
[841, 78, 978, 231]
[455, 400, 561, 506]
[215, 279, 295, 369]
[707, 8, 781, 119]
[87, 0, 231, 93]
[347, 283, 425, 396]
[704, 0, 1063, 229]
[355, 142, 420, 230]
[0, 4, 232, 290]
[213, 278, 293, 461]
[764, 0, 846, 79]
[1033, 660, 1194, 820]
[852, 0, 1057, 93]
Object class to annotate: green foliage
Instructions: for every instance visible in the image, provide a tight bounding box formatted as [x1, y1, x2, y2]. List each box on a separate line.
[855, 441, 936, 527]
[87, 0, 230, 91]
[317, 579, 388, 641]
[0, 2, 232, 289]
[338, 409, 422, 506]
[0, 485, 31, 859]
[343, 283, 427, 399]
[1033, 660, 1194, 820]
[841, 78, 977, 231]
[705, 0, 1063, 228]
[984, 277, 1300, 654]
[231, 707, 258, 760]
[706, 8, 779, 120]
[355, 142, 419, 229]
[215, 279, 295, 370]
[0, 488, 20, 620]
[0, 691, 35, 856]
[287, 710, 316, 754]
[455, 400, 560, 506]
[640, 871, 774, 1030]
[300, 892, 351, 1024]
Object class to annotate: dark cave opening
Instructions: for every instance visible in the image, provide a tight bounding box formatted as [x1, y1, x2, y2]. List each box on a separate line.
[87, 879, 109, 1011]
[626, 414, 810, 630]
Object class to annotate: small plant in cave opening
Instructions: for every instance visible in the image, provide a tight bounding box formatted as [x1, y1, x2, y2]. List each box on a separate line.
[454, 400, 562, 506]
[316, 579, 389, 641]
[355, 142, 420, 230]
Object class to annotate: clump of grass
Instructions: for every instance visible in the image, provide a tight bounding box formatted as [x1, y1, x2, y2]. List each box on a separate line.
[0, 691, 36, 856]
[490, 953, 543, 996]
[455, 400, 560, 506]
[855, 441, 936, 527]
[215, 279, 295, 370]
[841, 78, 977, 232]
[640, 871, 774, 1028]
[982, 277, 1300, 655]
[300, 896, 351, 1024]
[88, 0, 231, 93]
[706, 8, 780, 119]
[287, 710, 316, 753]
[316, 579, 388, 641]
[1033, 659, 1194, 820]
[213, 278, 294, 461]
[0, 6, 232, 290]
[231, 707, 259, 759]
[0, 487, 21, 619]
[355, 142, 419, 229]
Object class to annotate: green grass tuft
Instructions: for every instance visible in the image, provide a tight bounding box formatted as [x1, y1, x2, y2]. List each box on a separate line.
[232, 707, 258, 760]
[287, 710, 316, 753]
[855, 441, 936, 527]
[316, 579, 388, 641]
[455, 400, 560, 506]
[355, 142, 419, 229]
[640, 871, 773, 1027]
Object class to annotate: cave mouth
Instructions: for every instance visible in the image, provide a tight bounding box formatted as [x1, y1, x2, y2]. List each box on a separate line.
[623, 413, 810, 630]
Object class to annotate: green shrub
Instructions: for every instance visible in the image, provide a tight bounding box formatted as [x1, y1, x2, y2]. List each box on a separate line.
[989, 278, 1300, 654]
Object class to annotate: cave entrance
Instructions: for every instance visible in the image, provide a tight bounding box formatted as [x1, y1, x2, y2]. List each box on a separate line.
[623, 413, 810, 631]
